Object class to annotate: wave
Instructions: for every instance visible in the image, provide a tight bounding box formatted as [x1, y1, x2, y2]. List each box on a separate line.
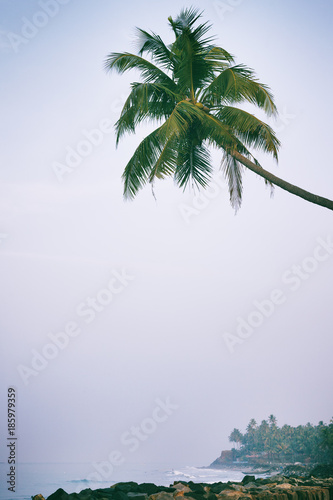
[166, 470, 196, 479]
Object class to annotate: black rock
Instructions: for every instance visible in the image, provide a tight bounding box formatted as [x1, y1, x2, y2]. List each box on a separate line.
[242, 475, 255, 485]
[47, 488, 69, 500]
[281, 464, 310, 478]
[184, 492, 205, 500]
[112, 482, 140, 493]
[136, 483, 175, 495]
[111, 491, 132, 500]
[92, 488, 122, 500]
[209, 482, 228, 494]
[187, 482, 205, 493]
[127, 494, 149, 500]
[310, 464, 333, 478]
[68, 493, 87, 500]
[206, 494, 217, 500]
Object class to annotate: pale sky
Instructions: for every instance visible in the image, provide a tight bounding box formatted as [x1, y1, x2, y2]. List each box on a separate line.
[0, 0, 332, 472]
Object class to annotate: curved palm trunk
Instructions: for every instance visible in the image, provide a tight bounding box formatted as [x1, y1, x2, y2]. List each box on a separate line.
[231, 151, 333, 211]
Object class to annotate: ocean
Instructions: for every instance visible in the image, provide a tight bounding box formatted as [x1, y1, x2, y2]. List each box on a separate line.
[0, 461, 261, 500]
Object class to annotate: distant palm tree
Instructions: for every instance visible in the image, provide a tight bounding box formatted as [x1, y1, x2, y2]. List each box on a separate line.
[247, 418, 258, 432]
[229, 428, 243, 449]
[267, 415, 279, 461]
[258, 419, 270, 452]
[321, 418, 333, 462]
[245, 418, 258, 452]
[268, 415, 277, 427]
[105, 7, 333, 211]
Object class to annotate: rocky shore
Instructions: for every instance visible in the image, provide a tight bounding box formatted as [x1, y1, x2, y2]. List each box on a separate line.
[32, 469, 333, 500]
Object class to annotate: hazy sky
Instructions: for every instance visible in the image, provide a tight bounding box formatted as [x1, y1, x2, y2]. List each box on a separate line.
[0, 0, 332, 476]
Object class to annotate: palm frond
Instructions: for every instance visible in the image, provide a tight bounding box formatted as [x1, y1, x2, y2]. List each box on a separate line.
[175, 140, 213, 190]
[217, 106, 280, 159]
[161, 100, 235, 148]
[204, 45, 235, 70]
[122, 101, 203, 198]
[149, 133, 179, 182]
[170, 9, 218, 95]
[104, 52, 175, 87]
[221, 153, 244, 212]
[122, 127, 163, 199]
[203, 64, 277, 116]
[115, 82, 179, 144]
[198, 110, 239, 151]
[159, 99, 201, 137]
[168, 7, 203, 36]
[136, 29, 174, 71]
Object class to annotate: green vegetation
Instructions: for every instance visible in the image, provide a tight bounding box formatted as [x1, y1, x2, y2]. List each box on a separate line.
[105, 7, 333, 211]
[228, 416, 333, 464]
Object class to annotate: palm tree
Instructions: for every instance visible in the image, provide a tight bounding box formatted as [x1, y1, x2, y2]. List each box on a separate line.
[267, 415, 280, 461]
[229, 428, 243, 450]
[257, 419, 270, 453]
[244, 418, 258, 453]
[321, 418, 333, 463]
[268, 414, 277, 427]
[105, 7, 333, 211]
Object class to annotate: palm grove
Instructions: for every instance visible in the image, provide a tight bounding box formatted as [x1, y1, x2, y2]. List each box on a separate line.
[228, 416, 333, 464]
[105, 8, 333, 211]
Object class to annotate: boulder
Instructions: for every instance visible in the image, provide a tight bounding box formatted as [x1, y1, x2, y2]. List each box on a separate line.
[187, 482, 205, 494]
[68, 489, 95, 500]
[206, 494, 218, 500]
[241, 476, 255, 486]
[310, 464, 333, 478]
[112, 482, 140, 493]
[139, 483, 175, 495]
[111, 490, 133, 500]
[184, 492, 206, 500]
[172, 483, 192, 493]
[255, 493, 289, 500]
[128, 493, 149, 500]
[216, 492, 251, 500]
[275, 483, 292, 490]
[293, 485, 331, 500]
[226, 485, 245, 492]
[47, 488, 69, 500]
[149, 491, 175, 500]
[210, 483, 231, 495]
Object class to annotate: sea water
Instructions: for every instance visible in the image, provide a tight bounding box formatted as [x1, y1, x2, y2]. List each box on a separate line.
[0, 461, 253, 500]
